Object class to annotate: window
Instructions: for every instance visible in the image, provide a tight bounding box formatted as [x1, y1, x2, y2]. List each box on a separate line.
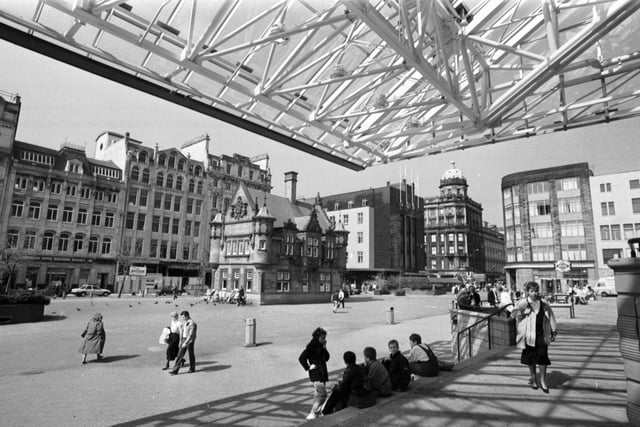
[23, 231, 36, 250]
[343, 214, 349, 226]
[168, 155, 175, 168]
[600, 182, 612, 192]
[601, 201, 616, 216]
[139, 190, 148, 207]
[162, 217, 170, 233]
[187, 198, 194, 214]
[137, 213, 146, 231]
[174, 196, 181, 212]
[166, 174, 174, 189]
[194, 222, 200, 236]
[101, 238, 112, 254]
[14, 176, 28, 190]
[149, 239, 158, 258]
[306, 236, 319, 257]
[276, 271, 290, 292]
[259, 239, 266, 250]
[105, 212, 115, 228]
[560, 221, 584, 237]
[357, 251, 363, 263]
[558, 197, 582, 214]
[557, 177, 579, 191]
[529, 200, 551, 217]
[188, 180, 195, 193]
[159, 154, 166, 166]
[531, 223, 552, 239]
[176, 176, 183, 191]
[73, 234, 84, 252]
[170, 242, 177, 259]
[195, 200, 202, 215]
[197, 181, 203, 194]
[430, 234, 436, 243]
[191, 243, 199, 260]
[142, 168, 150, 184]
[7, 230, 19, 248]
[66, 185, 77, 197]
[362, 199, 368, 207]
[334, 202, 339, 210]
[184, 220, 192, 236]
[527, 181, 549, 194]
[178, 159, 185, 171]
[77, 208, 88, 225]
[347, 201, 354, 208]
[128, 189, 137, 205]
[630, 179, 640, 190]
[603, 248, 624, 264]
[164, 195, 172, 211]
[221, 269, 228, 289]
[357, 212, 363, 224]
[160, 240, 168, 258]
[156, 172, 164, 186]
[561, 243, 586, 261]
[152, 216, 160, 232]
[458, 233, 464, 242]
[42, 231, 55, 251]
[11, 200, 24, 217]
[357, 232, 363, 243]
[126, 212, 135, 229]
[106, 192, 117, 204]
[88, 236, 99, 254]
[320, 273, 331, 292]
[51, 181, 62, 194]
[94, 190, 104, 201]
[172, 219, 179, 235]
[130, 166, 139, 181]
[58, 233, 70, 251]
[624, 224, 636, 240]
[611, 224, 622, 240]
[62, 207, 74, 223]
[27, 202, 41, 219]
[633, 198, 640, 214]
[531, 245, 554, 261]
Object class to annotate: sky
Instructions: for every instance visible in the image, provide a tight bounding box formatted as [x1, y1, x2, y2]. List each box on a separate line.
[2, 39, 640, 225]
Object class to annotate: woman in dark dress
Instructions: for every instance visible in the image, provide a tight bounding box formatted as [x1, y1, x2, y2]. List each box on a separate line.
[164, 311, 182, 370]
[512, 281, 557, 392]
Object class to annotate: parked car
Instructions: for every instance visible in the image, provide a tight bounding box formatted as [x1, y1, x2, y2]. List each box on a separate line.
[70, 285, 111, 297]
[157, 287, 187, 296]
[595, 277, 617, 297]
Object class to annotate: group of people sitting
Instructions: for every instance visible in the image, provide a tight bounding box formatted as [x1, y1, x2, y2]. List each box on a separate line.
[298, 328, 453, 420]
[568, 285, 595, 304]
[204, 287, 246, 306]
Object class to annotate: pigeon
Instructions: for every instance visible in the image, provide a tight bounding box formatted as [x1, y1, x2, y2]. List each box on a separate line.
[175, 304, 179, 308]
[154, 301, 158, 304]
[189, 303, 194, 307]
[138, 302, 141, 305]
[76, 308, 81, 311]
[129, 304, 133, 308]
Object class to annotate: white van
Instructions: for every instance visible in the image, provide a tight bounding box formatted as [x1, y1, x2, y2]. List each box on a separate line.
[595, 277, 617, 297]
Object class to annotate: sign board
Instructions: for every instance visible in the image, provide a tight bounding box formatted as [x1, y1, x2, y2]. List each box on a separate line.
[129, 266, 147, 276]
[555, 260, 571, 273]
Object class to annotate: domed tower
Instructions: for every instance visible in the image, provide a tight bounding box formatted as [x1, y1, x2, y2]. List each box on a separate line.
[439, 161, 468, 198]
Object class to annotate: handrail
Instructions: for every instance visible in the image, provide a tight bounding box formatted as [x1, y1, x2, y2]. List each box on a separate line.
[455, 304, 513, 362]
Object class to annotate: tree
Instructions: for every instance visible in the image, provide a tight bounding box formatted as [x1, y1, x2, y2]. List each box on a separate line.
[0, 248, 22, 294]
[116, 245, 134, 299]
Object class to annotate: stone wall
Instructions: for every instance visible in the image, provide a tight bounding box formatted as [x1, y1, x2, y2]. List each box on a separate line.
[450, 308, 515, 361]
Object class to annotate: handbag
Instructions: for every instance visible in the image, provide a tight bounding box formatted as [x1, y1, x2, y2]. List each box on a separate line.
[159, 326, 171, 344]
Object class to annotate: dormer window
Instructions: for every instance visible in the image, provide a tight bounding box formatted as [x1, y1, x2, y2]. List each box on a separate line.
[66, 160, 83, 174]
[347, 201, 354, 209]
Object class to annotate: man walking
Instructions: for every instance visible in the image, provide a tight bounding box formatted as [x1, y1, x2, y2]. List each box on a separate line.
[169, 311, 197, 375]
[338, 288, 345, 309]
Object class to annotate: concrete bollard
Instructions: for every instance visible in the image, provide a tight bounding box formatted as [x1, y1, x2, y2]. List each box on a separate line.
[386, 307, 394, 325]
[245, 317, 256, 347]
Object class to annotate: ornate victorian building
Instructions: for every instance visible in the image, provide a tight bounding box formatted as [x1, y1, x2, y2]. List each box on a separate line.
[210, 172, 348, 304]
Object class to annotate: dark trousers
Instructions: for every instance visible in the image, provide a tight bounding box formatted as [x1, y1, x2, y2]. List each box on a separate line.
[173, 342, 195, 371]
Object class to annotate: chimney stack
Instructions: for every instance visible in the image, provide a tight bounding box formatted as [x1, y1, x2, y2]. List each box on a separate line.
[284, 171, 298, 203]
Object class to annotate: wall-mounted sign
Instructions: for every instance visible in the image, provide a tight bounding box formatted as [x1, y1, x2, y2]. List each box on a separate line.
[129, 266, 147, 276]
[555, 260, 571, 273]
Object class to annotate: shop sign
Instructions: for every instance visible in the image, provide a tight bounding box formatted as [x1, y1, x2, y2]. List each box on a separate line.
[129, 266, 147, 276]
[555, 260, 571, 273]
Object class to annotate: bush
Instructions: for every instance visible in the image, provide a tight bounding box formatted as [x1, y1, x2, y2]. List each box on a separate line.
[0, 290, 51, 305]
[394, 289, 406, 296]
[379, 287, 391, 295]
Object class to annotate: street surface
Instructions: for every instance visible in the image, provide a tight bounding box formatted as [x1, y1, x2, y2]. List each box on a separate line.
[1, 293, 451, 426]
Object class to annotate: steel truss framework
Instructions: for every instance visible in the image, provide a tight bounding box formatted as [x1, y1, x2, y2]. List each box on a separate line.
[1, 0, 640, 170]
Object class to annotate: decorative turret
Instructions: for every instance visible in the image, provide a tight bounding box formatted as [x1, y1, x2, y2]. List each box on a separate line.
[439, 161, 468, 197]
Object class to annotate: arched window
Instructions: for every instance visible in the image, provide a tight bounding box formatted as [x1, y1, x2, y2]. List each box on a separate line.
[23, 230, 36, 250]
[168, 154, 176, 168]
[130, 166, 139, 181]
[138, 151, 147, 163]
[7, 229, 19, 248]
[101, 238, 112, 254]
[156, 172, 164, 186]
[178, 159, 185, 171]
[166, 174, 174, 189]
[188, 179, 195, 193]
[176, 176, 183, 191]
[197, 181, 203, 194]
[88, 236, 99, 254]
[195, 166, 202, 177]
[73, 233, 85, 252]
[141, 168, 150, 184]
[58, 232, 71, 252]
[158, 154, 166, 167]
[42, 231, 55, 251]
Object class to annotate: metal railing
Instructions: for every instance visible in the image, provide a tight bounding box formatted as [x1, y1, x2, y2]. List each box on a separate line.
[455, 304, 513, 362]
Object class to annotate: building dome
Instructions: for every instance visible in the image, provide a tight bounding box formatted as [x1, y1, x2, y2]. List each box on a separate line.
[441, 161, 465, 181]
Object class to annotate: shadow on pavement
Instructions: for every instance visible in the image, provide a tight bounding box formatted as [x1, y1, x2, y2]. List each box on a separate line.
[41, 314, 68, 322]
[98, 354, 139, 363]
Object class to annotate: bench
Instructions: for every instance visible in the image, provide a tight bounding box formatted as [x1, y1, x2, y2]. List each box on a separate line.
[549, 302, 575, 318]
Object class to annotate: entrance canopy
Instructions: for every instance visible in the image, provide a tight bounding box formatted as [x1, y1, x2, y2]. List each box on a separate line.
[1, 0, 640, 170]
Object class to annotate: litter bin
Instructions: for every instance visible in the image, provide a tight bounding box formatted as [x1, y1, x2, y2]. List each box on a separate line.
[386, 307, 394, 325]
[245, 317, 256, 347]
[609, 238, 640, 425]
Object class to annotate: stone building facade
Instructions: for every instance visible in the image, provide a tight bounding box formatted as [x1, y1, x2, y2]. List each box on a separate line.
[210, 173, 348, 304]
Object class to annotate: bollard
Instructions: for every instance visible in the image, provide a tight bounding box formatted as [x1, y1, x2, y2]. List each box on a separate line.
[386, 307, 394, 325]
[245, 317, 256, 347]
[609, 238, 640, 425]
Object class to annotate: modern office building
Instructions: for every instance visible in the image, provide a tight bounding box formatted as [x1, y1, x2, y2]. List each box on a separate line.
[423, 163, 486, 282]
[321, 180, 425, 285]
[210, 172, 348, 304]
[590, 169, 640, 279]
[501, 163, 597, 294]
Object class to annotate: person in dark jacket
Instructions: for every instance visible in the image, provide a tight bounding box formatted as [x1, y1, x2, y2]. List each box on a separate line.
[470, 286, 481, 307]
[298, 327, 330, 420]
[322, 351, 375, 415]
[382, 339, 411, 391]
[487, 285, 499, 307]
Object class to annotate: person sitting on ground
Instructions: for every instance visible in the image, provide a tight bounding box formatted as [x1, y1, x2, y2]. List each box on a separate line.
[407, 333, 439, 377]
[382, 339, 411, 392]
[363, 346, 392, 397]
[322, 351, 375, 415]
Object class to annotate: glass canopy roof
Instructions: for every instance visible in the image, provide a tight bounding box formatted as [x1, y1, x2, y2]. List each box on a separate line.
[1, 0, 639, 170]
